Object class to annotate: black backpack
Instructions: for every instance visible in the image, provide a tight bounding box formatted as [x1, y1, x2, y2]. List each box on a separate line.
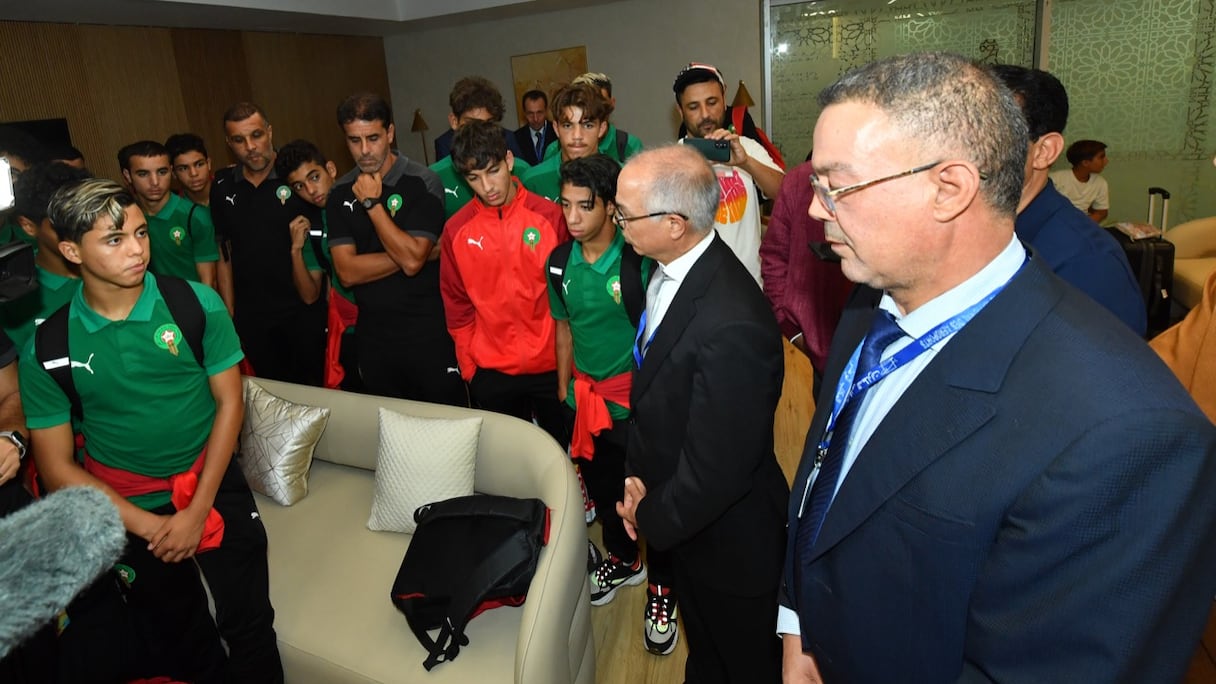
[547, 240, 653, 328]
[35, 274, 205, 419]
[390, 494, 548, 670]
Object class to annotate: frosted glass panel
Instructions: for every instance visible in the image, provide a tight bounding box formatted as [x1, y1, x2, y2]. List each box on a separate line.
[1047, 0, 1215, 222]
[768, 0, 1036, 162]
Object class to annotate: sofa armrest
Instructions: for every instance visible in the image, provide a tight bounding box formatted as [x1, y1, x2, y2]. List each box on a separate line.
[1167, 217, 1216, 259]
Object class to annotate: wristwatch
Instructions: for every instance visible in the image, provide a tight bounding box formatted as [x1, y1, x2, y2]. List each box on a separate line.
[361, 196, 380, 211]
[0, 430, 27, 461]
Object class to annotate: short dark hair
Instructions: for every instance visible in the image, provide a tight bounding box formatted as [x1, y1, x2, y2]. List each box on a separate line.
[13, 161, 90, 224]
[522, 89, 547, 107]
[449, 76, 506, 121]
[989, 64, 1069, 141]
[165, 133, 208, 161]
[117, 141, 170, 171]
[673, 63, 726, 103]
[821, 52, 1027, 218]
[1065, 139, 1107, 167]
[0, 126, 48, 167]
[451, 120, 508, 174]
[223, 101, 269, 124]
[47, 178, 138, 244]
[551, 84, 610, 125]
[337, 92, 394, 129]
[275, 139, 329, 179]
[559, 154, 620, 206]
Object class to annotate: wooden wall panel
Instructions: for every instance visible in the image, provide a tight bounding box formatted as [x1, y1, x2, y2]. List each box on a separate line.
[775, 338, 816, 485]
[0, 20, 390, 185]
[243, 31, 392, 173]
[171, 27, 253, 168]
[75, 25, 193, 182]
[0, 22, 107, 178]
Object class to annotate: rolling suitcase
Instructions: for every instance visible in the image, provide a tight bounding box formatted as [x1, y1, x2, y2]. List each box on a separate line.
[1106, 187, 1175, 336]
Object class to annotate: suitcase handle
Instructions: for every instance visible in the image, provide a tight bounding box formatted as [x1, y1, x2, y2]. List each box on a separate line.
[1148, 187, 1171, 200]
[1147, 187, 1171, 231]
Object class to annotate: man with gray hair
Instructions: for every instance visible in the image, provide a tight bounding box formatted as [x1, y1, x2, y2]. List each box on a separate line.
[781, 52, 1216, 683]
[615, 144, 787, 682]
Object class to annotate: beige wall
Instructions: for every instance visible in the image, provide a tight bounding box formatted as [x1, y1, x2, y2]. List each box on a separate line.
[383, 0, 767, 164]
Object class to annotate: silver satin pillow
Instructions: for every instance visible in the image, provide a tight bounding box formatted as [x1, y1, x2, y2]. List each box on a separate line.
[239, 381, 330, 506]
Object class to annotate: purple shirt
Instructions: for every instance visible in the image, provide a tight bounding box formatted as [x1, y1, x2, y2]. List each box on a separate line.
[759, 161, 854, 371]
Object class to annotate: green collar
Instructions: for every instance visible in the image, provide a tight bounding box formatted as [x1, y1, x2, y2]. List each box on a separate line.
[570, 228, 624, 275]
[73, 272, 159, 332]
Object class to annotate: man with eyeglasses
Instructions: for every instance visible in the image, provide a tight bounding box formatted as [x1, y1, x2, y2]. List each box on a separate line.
[615, 143, 787, 683]
[781, 52, 1216, 684]
[991, 64, 1145, 336]
[673, 62, 784, 285]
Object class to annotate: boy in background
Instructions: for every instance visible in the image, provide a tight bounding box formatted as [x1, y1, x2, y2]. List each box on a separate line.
[1051, 139, 1110, 224]
[275, 139, 362, 391]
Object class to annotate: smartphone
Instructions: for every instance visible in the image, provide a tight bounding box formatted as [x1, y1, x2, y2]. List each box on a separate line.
[681, 137, 732, 163]
[0, 158, 13, 212]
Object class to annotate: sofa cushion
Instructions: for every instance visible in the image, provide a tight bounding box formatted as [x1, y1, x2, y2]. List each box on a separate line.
[1174, 257, 1216, 310]
[255, 461, 523, 683]
[367, 408, 480, 534]
[238, 380, 330, 506]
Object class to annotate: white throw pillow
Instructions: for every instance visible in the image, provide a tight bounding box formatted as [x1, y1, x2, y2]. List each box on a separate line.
[238, 381, 330, 506]
[367, 408, 481, 534]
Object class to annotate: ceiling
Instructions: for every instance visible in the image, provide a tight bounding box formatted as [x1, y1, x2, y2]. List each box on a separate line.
[0, 0, 622, 36]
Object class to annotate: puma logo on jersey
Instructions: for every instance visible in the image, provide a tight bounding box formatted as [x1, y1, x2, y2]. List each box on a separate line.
[562, 279, 570, 295]
[224, 194, 237, 206]
[444, 187, 459, 198]
[71, 353, 96, 375]
[467, 236, 485, 250]
[343, 199, 358, 212]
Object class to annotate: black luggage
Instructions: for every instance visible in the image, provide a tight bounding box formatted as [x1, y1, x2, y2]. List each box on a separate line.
[1106, 187, 1175, 337]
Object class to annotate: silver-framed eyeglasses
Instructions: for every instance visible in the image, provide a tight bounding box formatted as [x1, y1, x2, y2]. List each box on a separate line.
[809, 160, 945, 215]
[613, 209, 689, 226]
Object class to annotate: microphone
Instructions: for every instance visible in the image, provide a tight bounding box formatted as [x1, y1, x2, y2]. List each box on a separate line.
[0, 486, 126, 657]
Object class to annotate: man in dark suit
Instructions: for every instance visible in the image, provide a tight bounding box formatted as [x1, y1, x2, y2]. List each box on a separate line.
[781, 52, 1216, 683]
[512, 89, 553, 166]
[615, 144, 788, 683]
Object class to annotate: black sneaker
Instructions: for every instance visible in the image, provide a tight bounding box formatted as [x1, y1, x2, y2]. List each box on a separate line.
[643, 584, 678, 655]
[587, 540, 604, 574]
[589, 555, 646, 606]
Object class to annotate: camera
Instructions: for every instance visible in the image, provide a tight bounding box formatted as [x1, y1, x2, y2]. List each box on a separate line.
[0, 157, 13, 212]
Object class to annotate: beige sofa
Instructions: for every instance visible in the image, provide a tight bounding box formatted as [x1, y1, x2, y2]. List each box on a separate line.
[244, 378, 594, 684]
[1166, 217, 1216, 310]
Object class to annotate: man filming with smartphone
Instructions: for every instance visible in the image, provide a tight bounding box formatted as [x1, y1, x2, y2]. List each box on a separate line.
[674, 63, 784, 286]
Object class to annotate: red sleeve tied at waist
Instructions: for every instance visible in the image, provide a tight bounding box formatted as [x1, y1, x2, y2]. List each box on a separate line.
[570, 369, 632, 460]
[85, 449, 225, 552]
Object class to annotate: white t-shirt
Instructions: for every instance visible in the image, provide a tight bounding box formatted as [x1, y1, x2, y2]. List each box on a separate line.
[1050, 169, 1109, 213]
[681, 136, 780, 286]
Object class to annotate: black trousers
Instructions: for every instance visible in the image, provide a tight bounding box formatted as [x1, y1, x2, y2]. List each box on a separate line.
[236, 308, 325, 387]
[570, 413, 674, 585]
[195, 461, 283, 684]
[469, 368, 568, 446]
[357, 322, 467, 407]
[672, 556, 781, 684]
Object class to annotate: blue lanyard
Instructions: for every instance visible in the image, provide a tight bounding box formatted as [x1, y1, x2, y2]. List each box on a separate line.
[633, 309, 657, 367]
[816, 268, 1022, 461]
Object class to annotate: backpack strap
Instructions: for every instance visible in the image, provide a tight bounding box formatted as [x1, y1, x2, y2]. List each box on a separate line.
[421, 538, 530, 670]
[546, 241, 574, 310]
[35, 304, 81, 420]
[615, 129, 628, 162]
[153, 274, 206, 369]
[186, 202, 197, 240]
[620, 244, 654, 328]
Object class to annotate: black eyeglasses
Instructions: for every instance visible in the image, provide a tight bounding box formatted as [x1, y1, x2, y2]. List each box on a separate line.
[613, 209, 688, 226]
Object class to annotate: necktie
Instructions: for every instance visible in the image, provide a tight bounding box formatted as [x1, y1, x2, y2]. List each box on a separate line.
[634, 268, 669, 366]
[797, 309, 904, 556]
[535, 130, 544, 161]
